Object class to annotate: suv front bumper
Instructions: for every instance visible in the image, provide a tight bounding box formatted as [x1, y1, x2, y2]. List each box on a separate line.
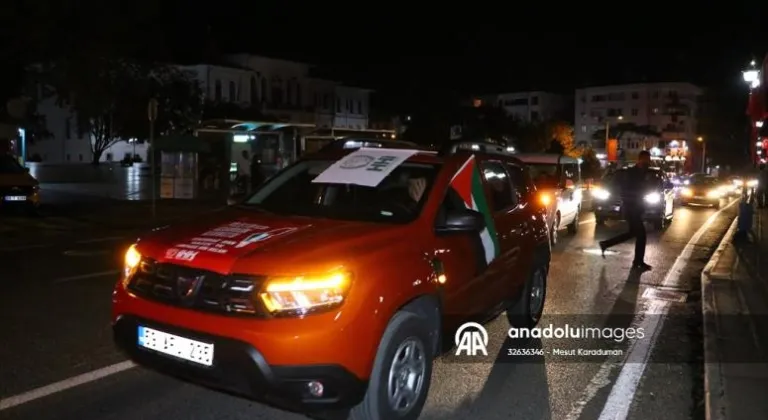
[113, 315, 367, 411]
[593, 202, 665, 222]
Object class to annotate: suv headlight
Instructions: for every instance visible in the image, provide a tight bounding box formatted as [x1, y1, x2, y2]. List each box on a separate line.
[592, 187, 610, 200]
[123, 244, 142, 280]
[644, 192, 661, 204]
[260, 272, 352, 316]
[747, 179, 759, 188]
[706, 189, 723, 198]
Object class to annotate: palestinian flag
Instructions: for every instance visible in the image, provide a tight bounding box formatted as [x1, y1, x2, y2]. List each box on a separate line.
[450, 156, 500, 264]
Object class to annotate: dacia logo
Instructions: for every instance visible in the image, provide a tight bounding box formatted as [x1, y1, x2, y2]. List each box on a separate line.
[454, 322, 489, 356]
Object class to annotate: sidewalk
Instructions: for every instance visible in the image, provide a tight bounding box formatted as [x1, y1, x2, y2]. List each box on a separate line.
[702, 204, 768, 420]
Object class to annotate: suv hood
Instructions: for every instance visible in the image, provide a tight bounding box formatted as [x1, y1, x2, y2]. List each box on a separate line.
[138, 209, 407, 274]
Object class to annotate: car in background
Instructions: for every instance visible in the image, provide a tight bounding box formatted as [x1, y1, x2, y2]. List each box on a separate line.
[591, 167, 675, 230]
[514, 154, 582, 246]
[112, 141, 551, 420]
[0, 154, 40, 214]
[679, 174, 726, 208]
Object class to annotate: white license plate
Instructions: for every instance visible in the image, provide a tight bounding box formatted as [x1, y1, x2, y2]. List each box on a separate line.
[4, 196, 26, 201]
[137, 326, 214, 366]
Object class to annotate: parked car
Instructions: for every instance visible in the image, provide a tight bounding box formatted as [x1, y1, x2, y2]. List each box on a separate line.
[0, 154, 40, 214]
[112, 140, 551, 420]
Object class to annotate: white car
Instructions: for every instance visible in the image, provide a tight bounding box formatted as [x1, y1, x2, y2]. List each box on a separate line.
[516, 154, 583, 246]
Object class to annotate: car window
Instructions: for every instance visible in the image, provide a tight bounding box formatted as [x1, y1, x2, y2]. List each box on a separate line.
[563, 163, 579, 182]
[506, 163, 530, 199]
[0, 155, 25, 174]
[480, 161, 517, 211]
[245, 159, 439, 224]
[525, 163, 559, 187]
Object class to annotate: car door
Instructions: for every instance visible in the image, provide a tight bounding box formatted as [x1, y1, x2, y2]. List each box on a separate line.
[559, 161, 580, 224]
[661, 173, 675, 217]
[477, 159, 527, 310]
[431, 186, 490, 321]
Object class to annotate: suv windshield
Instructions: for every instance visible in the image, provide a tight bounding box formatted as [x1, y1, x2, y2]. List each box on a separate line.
[0, 155, 25, 174]
[526, 163, 559, 187]
[244, 159, 439, 223]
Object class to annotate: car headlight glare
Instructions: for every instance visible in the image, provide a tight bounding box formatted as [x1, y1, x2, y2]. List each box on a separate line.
[592, 187, 610, 200]
[644, 192, 661, 204]
[707, 189, 722, 198]
[747, 179, 759, 188]
[124, 244, 142, 280]
[260, 272, 352, 316]
[681, 188, 692, 197]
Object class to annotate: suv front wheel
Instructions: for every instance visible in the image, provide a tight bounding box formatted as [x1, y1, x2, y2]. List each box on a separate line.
[507, 255, 548, 329]
[350, 311, 433, 420]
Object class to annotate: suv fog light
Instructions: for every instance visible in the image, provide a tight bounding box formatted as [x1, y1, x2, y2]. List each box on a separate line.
[307, 381, 324, 397]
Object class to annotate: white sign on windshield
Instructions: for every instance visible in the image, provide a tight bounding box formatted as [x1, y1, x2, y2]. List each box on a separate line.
[311, 148, 418, 187]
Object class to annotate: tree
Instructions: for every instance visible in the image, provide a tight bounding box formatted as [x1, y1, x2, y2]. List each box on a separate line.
[548, 121, 577, 157]
[580, 147, 603, 180]
[38, 58, 203, 164]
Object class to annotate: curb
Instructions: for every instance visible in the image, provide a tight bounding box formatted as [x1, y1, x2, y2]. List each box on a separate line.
[701, 216, 738, 420]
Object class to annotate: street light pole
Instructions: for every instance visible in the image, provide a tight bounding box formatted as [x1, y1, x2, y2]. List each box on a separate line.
[697, 136, 705, 173]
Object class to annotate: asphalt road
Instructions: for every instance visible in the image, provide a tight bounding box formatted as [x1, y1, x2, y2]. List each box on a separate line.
[0, 199, 739, 420]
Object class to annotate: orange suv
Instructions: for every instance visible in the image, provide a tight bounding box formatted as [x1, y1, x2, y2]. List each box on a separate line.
[112, 141, 551, 419]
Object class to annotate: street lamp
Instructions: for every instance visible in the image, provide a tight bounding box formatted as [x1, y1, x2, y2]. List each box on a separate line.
[697, 136, 706, 173]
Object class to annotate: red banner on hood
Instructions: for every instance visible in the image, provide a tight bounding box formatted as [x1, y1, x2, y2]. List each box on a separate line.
[161, 220, 312, 267]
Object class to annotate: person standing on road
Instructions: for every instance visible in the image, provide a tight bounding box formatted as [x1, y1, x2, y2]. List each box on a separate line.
[599, 150, 653, 271]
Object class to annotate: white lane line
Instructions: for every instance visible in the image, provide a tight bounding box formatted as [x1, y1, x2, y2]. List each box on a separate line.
[595, 198, 737, 420]
[0, 361, 136, 411]
[52, 269, 120, 284]
[564, 198, 737, 420]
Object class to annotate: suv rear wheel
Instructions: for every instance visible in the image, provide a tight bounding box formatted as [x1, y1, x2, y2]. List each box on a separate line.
[350, 311, 433, 420]
[507, 254, 548, 329]
[567, 207, 580, 234]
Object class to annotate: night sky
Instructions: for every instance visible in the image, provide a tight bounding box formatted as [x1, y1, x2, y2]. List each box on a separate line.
[7, 1, 768, 102]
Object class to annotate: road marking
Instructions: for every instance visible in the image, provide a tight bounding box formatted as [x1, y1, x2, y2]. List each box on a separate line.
[0, 361, 136, 411]
[52, 269, 120, 284]
[564, 198, 737, 420]
[595, 198, 737, 420]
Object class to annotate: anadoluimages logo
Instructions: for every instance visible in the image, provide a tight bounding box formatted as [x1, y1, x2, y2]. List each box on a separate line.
[454, 322, 488, 356]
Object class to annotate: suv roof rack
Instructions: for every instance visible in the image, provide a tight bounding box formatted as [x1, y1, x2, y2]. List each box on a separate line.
[438, 139, 516, 157]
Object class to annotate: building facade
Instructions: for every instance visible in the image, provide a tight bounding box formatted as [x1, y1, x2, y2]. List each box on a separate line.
[574, 82, 703, 163]
[473, 91, 569, 122]
[27, 55, 373, 163]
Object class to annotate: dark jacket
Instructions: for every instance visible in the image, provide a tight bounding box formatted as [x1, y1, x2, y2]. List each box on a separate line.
[620, 166, 653, 205]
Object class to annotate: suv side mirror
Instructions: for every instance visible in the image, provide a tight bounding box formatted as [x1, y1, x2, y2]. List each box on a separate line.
[436, 209, 486, 235]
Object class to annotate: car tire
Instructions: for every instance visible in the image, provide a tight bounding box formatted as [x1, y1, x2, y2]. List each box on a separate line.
[550, 215, 559, 246]
[349, 311, 433, 420]
[714, 201, 721, 210]
[567, 207, 580, 234]
[506, 254, 548, 329]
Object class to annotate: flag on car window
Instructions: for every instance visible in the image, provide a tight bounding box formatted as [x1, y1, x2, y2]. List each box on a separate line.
[450, 155, 500, 263]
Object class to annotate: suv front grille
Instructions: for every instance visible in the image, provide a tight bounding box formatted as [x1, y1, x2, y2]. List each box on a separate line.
[127, 259, 267, 317]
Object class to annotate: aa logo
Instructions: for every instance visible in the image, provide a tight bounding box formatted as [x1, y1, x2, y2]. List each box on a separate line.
[454, 322, 488, 356]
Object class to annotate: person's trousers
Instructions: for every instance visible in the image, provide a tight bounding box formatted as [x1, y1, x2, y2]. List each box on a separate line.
[602, 209, 647, 264]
